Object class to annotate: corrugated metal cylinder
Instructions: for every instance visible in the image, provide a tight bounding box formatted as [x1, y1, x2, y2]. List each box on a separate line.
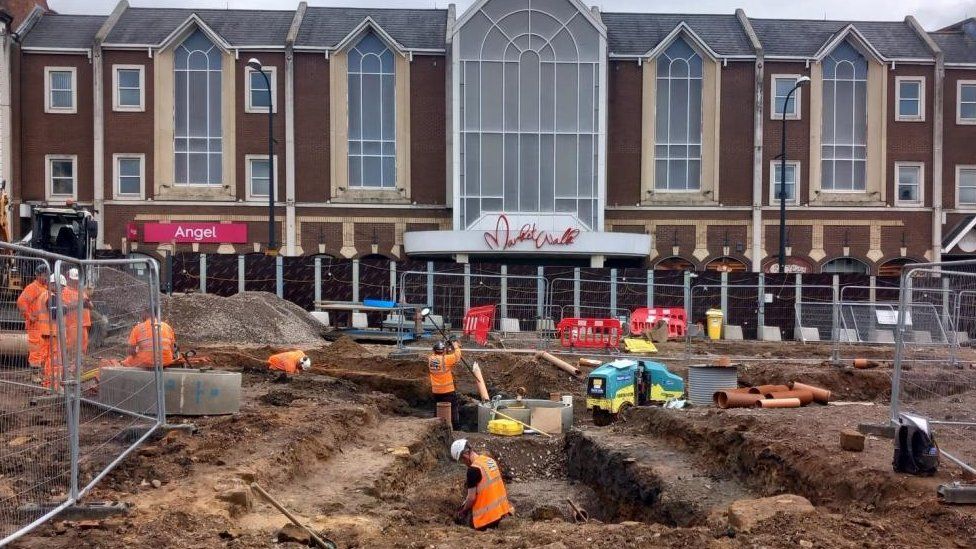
[688, 365, 738, 407]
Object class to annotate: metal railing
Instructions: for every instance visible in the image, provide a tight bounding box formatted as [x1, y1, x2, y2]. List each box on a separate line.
[0, 243, 165, 545]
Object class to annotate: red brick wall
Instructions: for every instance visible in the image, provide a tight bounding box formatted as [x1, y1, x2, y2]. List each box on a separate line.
[103, 50, 154, 199]
[944, 68, 976, 208]
[719, 61, 756, 206]
[606, 60, 641, 207]
[19, 53, 93, 202]
[293, 52, 329, 202]
[409, 54, 446, 206]
[236, 54, 287, 200]
[762, 62, 811, 206]
[886, 64, 934, 207]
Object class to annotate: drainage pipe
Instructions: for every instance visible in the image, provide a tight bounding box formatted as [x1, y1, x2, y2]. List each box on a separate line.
[789, 382, 831, 404]
[535, 351, 582, 378]
[714, 391, 765, 409]
[756, 397, 802, 409]
[765, 390, 814, 406]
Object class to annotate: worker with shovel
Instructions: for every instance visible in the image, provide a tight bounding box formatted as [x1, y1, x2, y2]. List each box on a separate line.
[16, 264, 50, 370]
[450, 438, 513, 531]
[429, 339, 462, 428]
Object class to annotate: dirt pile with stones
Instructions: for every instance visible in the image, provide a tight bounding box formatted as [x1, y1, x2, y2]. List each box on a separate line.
[162, 291, 324, 345]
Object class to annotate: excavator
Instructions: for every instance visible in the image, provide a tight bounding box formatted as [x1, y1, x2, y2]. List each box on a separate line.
[0, 183, 105, 355]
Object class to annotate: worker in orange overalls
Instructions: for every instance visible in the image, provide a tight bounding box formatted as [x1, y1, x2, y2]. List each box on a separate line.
[267, 350, 311, 376]
[16, 264, 50, 369]
[122, 309, 177, 368]
[35, 274, 66, 389]
[451, 438, 513, 530]
[428, 340, 462, 428]
[62, 268, 92, 358]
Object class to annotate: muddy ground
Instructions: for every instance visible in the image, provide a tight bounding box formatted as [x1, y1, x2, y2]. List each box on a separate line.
[7, 337, 976, 548]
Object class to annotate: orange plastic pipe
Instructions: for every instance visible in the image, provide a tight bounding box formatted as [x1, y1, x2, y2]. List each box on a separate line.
[749, 384, 790, 395]
[714, 391, 765, 409]
[765, 390, 814, 406]
[755, 397, 802, 409]
[789, 382, 831, 404]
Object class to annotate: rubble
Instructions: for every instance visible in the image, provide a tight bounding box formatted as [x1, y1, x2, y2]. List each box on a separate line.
[162, 291, 324, 345]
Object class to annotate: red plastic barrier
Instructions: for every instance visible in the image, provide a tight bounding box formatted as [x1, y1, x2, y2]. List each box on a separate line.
[557, 317, 622, 349]
[629, 307, 687, 339]
[463, 305, 496, 346]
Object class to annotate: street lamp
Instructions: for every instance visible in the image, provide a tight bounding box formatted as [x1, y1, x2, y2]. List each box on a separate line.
[778, 75, 810, 273]
[246, 58, 277, 255]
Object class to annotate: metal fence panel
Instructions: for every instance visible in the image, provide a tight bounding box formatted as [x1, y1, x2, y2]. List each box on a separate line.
[892, 264, 976, 478]
[0, 244, 164, 545]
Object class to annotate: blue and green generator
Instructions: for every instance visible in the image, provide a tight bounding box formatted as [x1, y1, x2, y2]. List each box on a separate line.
[585, 359, 685, 425]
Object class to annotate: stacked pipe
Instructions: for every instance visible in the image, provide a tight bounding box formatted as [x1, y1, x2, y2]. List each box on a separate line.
[713, 381, 831, 409]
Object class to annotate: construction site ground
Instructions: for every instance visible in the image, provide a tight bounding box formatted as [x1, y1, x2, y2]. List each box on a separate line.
[9, 336, 976, 548]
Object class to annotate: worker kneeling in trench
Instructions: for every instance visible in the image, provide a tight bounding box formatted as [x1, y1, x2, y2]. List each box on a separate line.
[122, 309, 178, 368]
[451, 438, 514, 531]
[267, 350, 311, 379]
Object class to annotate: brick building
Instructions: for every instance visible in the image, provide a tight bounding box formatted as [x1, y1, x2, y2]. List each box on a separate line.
[3, 0, 976, 274]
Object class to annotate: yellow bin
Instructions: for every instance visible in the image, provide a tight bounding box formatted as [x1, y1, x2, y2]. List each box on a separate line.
[706, 309, 724, 340]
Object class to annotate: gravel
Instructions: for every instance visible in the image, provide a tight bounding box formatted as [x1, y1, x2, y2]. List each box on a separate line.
[162, 291, 324, 345]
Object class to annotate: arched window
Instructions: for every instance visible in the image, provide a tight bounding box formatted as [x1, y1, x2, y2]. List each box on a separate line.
[174, 29, 222, 186]
[348, 32, 396, 188]
[456, 0, 602, 230]
[821, 41, 867, 191]
[878, 258, 916, 277]
[821, 257, 869, 274]
[655, 37, 703, 191]
[655, 256, 694, 271]
[705, 257, 747, 273]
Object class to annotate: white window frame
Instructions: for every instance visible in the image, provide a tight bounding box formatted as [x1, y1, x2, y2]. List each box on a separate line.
[113, 153, 145, 200]
[957, 165, 976, 207]
[44, 66, 77, 114]
[245, 154, 277, 201]
[112, 64, 145, 112]
[654, 37, 704, 192]
[894, 162, 924, 206]
[769, 160, 800, 205]
[45, 154, 78, 201]
[895, 76, 925, 122]
[245, 65, 277, 114]
[957, 80, 976, 125]
[770, 74, 802, 121]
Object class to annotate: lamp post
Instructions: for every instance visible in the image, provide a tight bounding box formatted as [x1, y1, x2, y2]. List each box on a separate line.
[246, 58, 276, 255]
[778, 75, 810, 273]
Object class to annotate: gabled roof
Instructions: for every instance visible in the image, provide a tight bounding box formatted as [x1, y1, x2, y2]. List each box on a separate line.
[930, 32, 976, 64]
[812, 24, 885, 62]
[105, 8, 294, 47]
[642, 22, 722, 60]
[749, 18, 934, 60]
[603, 13, 754, 57]
[20, 14, 107, 50]
[295, 7, 447, 51]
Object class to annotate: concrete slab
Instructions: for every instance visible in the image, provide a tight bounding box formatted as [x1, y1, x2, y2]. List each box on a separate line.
[759, 326, 781, 342]
[499, 318, 521, 332]
[723, 325, 743, 341]
[798, 327, 820, 342]
[98, 367, 242, 416]
[912, 330, 933, 344]
[838, 328, 859, 343]
[309, 311, 330, 327]
[954, 331, 970, 346]
[870, 330, 895, 344]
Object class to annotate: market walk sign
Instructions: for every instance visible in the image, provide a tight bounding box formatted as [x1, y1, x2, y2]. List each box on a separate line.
[482, 214, 581, 251]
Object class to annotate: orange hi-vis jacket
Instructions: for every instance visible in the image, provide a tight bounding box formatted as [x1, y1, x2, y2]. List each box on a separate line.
[17, 281, 48, 366]
[428, 344, 460, 395]
[471, 454, 513, 529]
[62, 286, 92, 327]
[268, 350, 307, 374]
[124, 319, 176, 367]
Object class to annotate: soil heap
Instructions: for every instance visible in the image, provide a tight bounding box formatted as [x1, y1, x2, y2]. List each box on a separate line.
[162, 291, 324, 345]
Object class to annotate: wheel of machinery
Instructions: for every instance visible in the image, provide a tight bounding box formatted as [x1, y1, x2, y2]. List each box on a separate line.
[592, 408, 613, 427]
[617, 401, 634, 422]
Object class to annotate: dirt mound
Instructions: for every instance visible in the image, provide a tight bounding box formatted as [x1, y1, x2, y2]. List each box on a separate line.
[326, 336, 371, 358]
[162, 291, 324, 345]
[475, 352, 584, 399]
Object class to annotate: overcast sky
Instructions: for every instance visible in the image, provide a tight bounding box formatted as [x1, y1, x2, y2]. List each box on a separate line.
[46, 0, 976, 30]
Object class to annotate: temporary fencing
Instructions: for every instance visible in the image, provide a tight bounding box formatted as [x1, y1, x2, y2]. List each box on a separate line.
[891, 261, 976, 480]
[0, 243, 165, 545]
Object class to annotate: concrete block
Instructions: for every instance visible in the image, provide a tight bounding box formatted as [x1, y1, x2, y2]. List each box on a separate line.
[870, 330, 895, 344]
[499, 318, 521, 332]
[857, 422, 896, 439]
[759, 326, 781, 342]
[798, 327, 820, 342]
[838, 328, 859, 343]
[535, 318, 555, 331]
[954, 331, 970, 346]
[309, 311, 330, 327]
[840, 429, 865, 452]
[98, 367, 242, 416]
[912, 330, 932, 344]
[723, 325, 743, 341]
[216, 487, 253, 511]
[351, 312, 369, 329]
[727, 494, 814, 532]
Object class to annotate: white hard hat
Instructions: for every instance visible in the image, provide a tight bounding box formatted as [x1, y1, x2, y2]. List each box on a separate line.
[49, 274, 66, 286]
[450, 439, 468, 462]
[299, 356, 311, 371]
[67, 268, 79, 281]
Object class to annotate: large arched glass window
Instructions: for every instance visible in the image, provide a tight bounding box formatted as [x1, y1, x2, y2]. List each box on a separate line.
[348, 32, 395, 189]
[822, 41, 867, 191]
[456, 0, 602, 230]
[655, 37, 703, 191]
[174, 29, 222, 186]
[821, 257, 869, 274]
